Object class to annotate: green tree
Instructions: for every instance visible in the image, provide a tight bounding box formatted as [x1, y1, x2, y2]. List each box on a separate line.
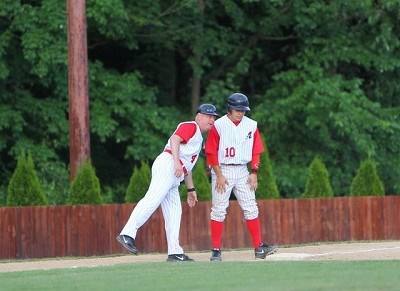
[7, 151, 48, 206]
[350, 159, 384, 196]
[67, 159, 103, 205]
[0, 0, 71, 204]
[253, 1, 400, 197]
[1, 0, 400, 205]
[257, 134, 279, 199]
[125, 161, 151, 203]
[302, 157, 334, 198]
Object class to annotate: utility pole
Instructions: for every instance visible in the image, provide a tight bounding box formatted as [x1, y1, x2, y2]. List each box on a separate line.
[67, 0, 90, 181]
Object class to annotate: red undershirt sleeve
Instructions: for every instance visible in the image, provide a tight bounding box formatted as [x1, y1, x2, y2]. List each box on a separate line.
[174, 123, 197, 143]
[205, 126, 220, 166]
[251, 129, 265, 169]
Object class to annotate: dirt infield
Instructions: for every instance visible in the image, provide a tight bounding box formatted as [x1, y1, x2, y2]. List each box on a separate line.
[1, 241, 400, 273]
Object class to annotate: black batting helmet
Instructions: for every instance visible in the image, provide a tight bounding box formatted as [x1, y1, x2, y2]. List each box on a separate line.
[227, 93, 250, 111]
[196, 103, 219, 116]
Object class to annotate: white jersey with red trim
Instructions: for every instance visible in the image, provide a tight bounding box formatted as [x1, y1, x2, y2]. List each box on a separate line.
[164, 121, 202, 172]
[214, 115, 257, 165]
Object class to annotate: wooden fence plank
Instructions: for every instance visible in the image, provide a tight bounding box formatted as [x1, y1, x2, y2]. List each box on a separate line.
[278, 198, 296, 245]
[33, 206, 47, 258]
[349, 197, 361, 240]
[363, 197, 372, 240]
[20, 206, 33, 259]
[322, 198, 335, 242]
[71, 205, 80, 256]
[62, 206, 68, 257]
[292, 199, 302, 244]
[0, 207, 16, 258]
[298, 199, 312, 244]
[95, 205, 103, 255]
[224, 202, 249, 249]
[384, 196, 400, 239]
[108, 204, 121, 254]
[259, 199, 279, 246]
[371, 197, 384, 240]
[333, 197, 350, 241]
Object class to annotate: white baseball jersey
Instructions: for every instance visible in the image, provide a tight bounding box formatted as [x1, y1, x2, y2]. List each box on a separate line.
[164, 121, 203, 173]
[214, 115, 257, 165]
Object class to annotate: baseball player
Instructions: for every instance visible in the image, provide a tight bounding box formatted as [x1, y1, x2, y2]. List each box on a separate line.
[117, 104, 219, 262]
[205, 93, 278, 261]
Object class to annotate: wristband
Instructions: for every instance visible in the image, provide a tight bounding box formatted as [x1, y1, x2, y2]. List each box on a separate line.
[187, 188, 195, 192]
[251, 169, 258, 175]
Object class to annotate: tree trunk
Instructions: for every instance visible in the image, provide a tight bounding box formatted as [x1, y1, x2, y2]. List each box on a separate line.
[190, 0, 205, 114]
[67, 0, 90, 181]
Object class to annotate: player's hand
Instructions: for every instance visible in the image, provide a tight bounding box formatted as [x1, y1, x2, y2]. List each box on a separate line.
[174, 163, 183, 178]
[215, 175, 228, 194]
[248, 173, 258, 191]
[187, 192, 198, 207]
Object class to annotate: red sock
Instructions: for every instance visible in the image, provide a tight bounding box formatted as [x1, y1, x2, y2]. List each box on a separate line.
[246, 218, 262, 249]
[210, 220, 223, 249]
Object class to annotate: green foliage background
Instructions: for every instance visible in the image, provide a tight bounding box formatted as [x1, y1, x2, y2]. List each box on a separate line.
[1, 0, 399, 204]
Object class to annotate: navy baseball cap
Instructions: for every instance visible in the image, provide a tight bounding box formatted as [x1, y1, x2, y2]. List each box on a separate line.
[196, 104, 219, 116]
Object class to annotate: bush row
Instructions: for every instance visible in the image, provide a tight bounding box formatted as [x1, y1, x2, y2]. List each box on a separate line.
[3, 149, 384, 206]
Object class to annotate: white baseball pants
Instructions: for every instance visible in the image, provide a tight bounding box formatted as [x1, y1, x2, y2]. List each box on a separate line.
[120, 152, 184, 255]
[210, 164, 259, 222]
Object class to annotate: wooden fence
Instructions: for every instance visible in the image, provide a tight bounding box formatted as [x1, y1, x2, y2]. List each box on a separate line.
[0, 196, 399, 259]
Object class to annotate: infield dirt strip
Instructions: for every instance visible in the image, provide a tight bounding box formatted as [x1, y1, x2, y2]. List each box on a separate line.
[1, 241, 400, 273]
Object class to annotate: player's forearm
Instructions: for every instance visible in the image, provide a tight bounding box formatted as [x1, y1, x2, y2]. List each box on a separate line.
[184, 172, 194, 189]
[251, 154, 260, 170]
[170, 134, 183, 163]
[211, 165, 223, 178]
[206, 154, 224, 177]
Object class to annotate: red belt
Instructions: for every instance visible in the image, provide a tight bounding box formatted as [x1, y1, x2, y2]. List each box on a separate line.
[164, 149, 188, 176]
[221, 163, 243, 166]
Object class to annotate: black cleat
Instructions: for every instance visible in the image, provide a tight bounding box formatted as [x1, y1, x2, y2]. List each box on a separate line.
[166, 254, 194, 262]
[116, 235, 138, 255]
[255, 243, 278, 259]
[210, 248, 222, 261]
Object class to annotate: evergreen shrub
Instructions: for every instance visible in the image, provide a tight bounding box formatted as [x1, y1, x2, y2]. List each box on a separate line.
[302, 156, 334, 198]
[125, 160, 151, 203]
[7, 151, 48, 206]
[67, 159, 103, 205]
[350, 158, 384, 196]
[257, 135, 280, 199]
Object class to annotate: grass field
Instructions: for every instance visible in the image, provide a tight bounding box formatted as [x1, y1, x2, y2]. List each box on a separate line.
[1, 260, 399, 290]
